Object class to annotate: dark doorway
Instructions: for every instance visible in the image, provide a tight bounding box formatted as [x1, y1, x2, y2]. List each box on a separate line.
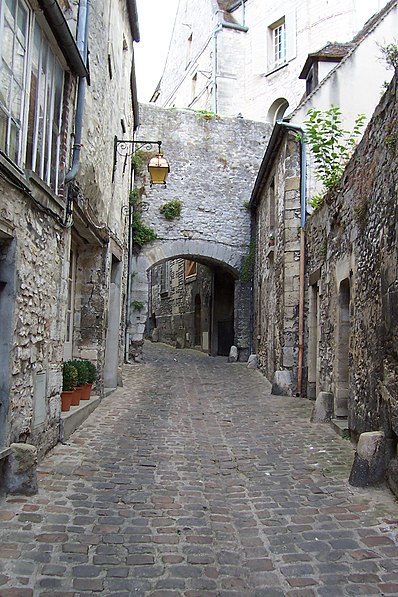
[212, 268, 235, 356]
[194, 294, 201, 346]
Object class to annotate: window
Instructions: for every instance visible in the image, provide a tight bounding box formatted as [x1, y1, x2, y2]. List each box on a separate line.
[160, 261, 170, 296]
[0, 0, 29, 164]
[271, 18, 286, 68]
[185, 259, 197, 281]
[0, 0, 65, 192]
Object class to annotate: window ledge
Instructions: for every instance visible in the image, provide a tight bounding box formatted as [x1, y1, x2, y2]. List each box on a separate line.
[185, 274, 197, 283]
[26, 170, 65, 211]
[0, 153, 31, 192]
[265, 61, 289, 77]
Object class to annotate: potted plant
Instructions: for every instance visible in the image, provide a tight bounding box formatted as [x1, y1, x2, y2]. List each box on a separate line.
[84, 360, 97, 399]
[61, 362, 78, 411]
[69, 359, 89, 405]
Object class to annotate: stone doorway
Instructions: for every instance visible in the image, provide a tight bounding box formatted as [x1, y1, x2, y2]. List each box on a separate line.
[335, 278, 350, 417]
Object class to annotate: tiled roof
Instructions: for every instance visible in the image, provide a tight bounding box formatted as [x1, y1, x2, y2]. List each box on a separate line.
[299, 43, 354, 79]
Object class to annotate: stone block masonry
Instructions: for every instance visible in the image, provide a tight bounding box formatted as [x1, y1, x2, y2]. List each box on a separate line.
[305, 76, 398, 492]
[128, 104, 271, 356]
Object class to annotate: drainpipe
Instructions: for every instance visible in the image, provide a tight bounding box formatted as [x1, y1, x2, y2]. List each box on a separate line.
[65, 0, 90, 184]
[277, 120, 307, 396]
[211, 23, 222, 114]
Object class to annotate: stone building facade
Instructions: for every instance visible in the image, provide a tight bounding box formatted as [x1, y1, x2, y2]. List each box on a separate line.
[152, 0, 390, 123]
[249, 0, 397, 396]
[0, 0, 139, 488]
[305, 75, 398, 490]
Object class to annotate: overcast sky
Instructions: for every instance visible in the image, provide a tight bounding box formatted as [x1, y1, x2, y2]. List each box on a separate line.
[134, 0, 179, 103]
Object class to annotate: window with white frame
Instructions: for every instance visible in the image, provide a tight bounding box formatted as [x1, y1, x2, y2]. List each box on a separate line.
[270, 18, 286, 68]
[0, 0, 64, 193]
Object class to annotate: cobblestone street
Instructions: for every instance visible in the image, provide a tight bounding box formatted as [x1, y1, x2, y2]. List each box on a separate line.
[1, 342, 398, 596]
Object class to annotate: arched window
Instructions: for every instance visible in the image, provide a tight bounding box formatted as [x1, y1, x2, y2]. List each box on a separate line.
[267, 98, 289, 123]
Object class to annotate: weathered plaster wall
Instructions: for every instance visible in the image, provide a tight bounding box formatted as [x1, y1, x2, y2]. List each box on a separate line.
[305, 79, 398, 441]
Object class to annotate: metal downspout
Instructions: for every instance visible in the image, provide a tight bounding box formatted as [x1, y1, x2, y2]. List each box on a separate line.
[211, 23, 222, 114]
[65, 0, 90, 184]
[277, 121, 307, 396]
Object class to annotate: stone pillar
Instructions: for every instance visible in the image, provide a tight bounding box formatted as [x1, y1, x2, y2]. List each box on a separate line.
[4, 443, 38, 495]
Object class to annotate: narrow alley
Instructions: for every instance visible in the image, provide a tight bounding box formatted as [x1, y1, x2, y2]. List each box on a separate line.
[1, 342, 398, 597]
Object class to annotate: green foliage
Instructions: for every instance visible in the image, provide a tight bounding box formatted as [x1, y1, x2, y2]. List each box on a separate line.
[159, 199, 182, 221]
[240, 242, 256, 283]
[378, 41, 398, 73]
[85, 361, 97, 384]
[309, 194, 325, 210]
[130, 188, 157, 248]
[131, 150, 152, 175]
[69, 359, 89, 386]
[132, 210, 157, 246]
[192, 109, 218, 119]
[132, 300, 145, 312]
[386, 133, 398, 147]
[62, 362, 78, 391]
[129, 188, 140, 205]
[304, 106, 366, 195]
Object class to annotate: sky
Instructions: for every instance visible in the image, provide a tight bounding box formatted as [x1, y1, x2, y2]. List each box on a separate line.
[134, 0, 179, 103]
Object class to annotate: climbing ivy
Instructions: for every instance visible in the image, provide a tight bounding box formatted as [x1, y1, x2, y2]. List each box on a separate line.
[129, 189, 157, 248]
[240, 241, 256, 283]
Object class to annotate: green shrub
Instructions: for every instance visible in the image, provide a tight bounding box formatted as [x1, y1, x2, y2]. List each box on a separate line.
[85, 361, 97, 384]
[159, 199, 182, 221]
[62, 362, 78, 391]
[69, 360, 89, 386]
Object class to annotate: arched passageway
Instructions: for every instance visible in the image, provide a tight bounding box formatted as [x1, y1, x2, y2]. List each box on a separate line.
[127, 239, 251, 362]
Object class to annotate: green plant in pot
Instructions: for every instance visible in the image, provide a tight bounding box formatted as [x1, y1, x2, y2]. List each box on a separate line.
[69, 360, 89, 405]
[61, 362, 78, 412]
[83, 360, 97, 400]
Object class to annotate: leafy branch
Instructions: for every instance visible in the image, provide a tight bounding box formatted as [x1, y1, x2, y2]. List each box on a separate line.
[304, 106, 365, 204]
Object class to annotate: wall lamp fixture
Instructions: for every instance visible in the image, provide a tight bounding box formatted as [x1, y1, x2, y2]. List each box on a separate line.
[112, 136, 170, 185]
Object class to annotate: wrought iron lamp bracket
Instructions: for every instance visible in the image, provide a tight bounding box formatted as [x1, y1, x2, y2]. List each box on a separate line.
[112, 136, 162, 181]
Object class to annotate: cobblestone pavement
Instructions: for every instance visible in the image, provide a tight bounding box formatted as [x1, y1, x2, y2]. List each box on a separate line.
[1, 342, 398, 597]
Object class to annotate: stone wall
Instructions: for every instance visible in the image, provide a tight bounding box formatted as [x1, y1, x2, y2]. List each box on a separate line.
[0, 0, 136, 473]
[253, 132, 302, 394]
[0, 180, 66, 458]
[149, 259, 212, 350]
[128, 103, 271, 359]
[305, 78, 398, 444]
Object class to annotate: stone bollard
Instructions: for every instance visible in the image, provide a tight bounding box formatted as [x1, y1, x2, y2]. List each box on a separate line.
[4, 443, 38, 495]
[228, 346, 238, 363]
[311, 392, 334, 423]
[271, 370, 293, 396]
[349, 431, 390, 487]
[247, 354, 258, 369]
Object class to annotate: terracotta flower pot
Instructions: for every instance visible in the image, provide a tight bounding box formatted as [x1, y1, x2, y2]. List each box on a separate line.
[61, 391, 73, 412]
[71, 387, 82, 406]
[81, 383, 92, 400]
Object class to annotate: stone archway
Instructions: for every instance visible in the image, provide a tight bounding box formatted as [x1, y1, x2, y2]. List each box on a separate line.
[127, 238, 251, 362]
